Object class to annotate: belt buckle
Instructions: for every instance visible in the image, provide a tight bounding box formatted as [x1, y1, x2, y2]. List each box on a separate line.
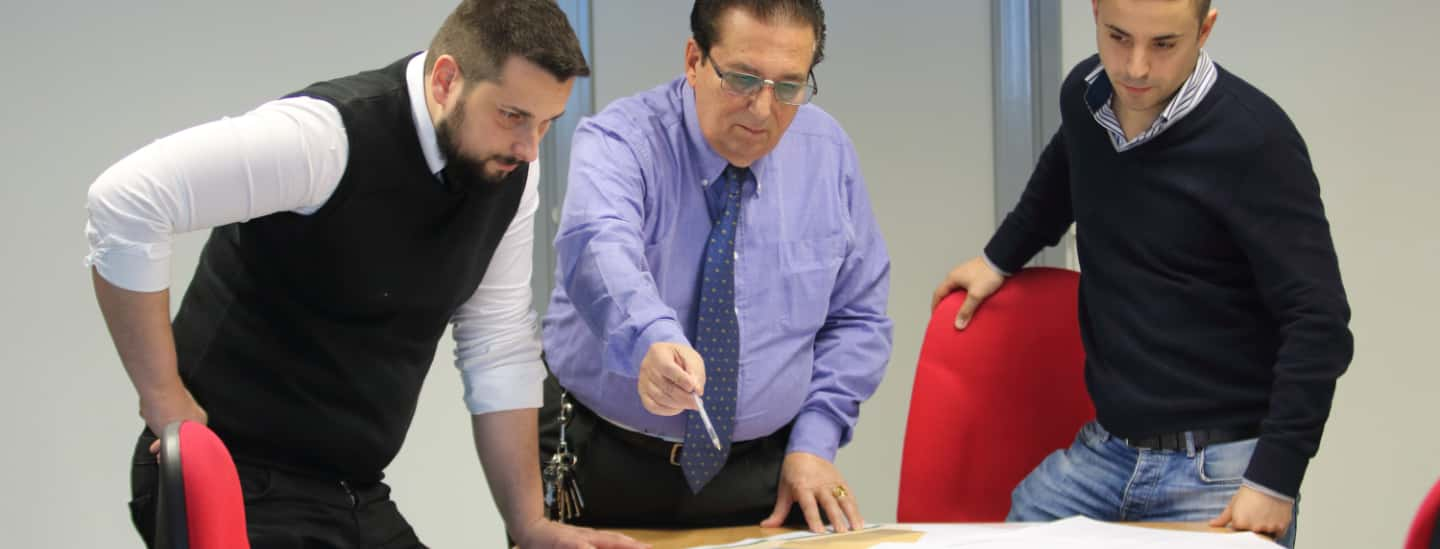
[669, 442, 683, 466]
[1122, 434, 1162, 450]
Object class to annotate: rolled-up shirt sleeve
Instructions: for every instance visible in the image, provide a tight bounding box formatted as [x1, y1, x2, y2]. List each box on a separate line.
[451, 161, 547, 414]
[84, 97, 348, 291]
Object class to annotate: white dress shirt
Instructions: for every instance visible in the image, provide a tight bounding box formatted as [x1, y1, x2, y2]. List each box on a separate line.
[85, 53, 545, 415]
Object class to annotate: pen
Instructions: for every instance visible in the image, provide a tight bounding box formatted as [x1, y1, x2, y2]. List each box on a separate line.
[675, 349, 723, 451]
[693, 392, 722, 450]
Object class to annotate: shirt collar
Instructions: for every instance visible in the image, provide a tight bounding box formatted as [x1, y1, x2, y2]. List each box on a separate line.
[405, 51, 447, 177]
[680, 79, 766, 197]
[1083, 49, 1215, 122]
[1157, 49, 1214, 124]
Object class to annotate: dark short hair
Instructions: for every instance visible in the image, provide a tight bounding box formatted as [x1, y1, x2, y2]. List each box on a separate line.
[1101, 0, 1212, 27]
[425, 0, 590, 84]
[690, 0, 827, 69]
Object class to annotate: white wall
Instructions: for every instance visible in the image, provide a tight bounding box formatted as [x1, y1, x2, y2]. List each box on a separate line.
[1061, 1, 1440, 547]
[0, 2, 507, 547]
[592, 0, 995, 524]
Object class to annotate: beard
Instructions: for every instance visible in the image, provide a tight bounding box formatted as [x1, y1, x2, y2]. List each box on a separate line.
[435, 100, 523, 186]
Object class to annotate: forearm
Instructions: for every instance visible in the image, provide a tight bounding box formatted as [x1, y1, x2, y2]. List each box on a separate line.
[791, 360, 885, 452]
[984, 130, 1074, 272]
[453, 165, 548, 415]
[92, 267, 184, 406]
[1230, 135, 1353, 497]
[555, 122, 690, 375]
[470, 409, 545, 539]
[554, 223, 689, 376]
[788, 303, 893, 460]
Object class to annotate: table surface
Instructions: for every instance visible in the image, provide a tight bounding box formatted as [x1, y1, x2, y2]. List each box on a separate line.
[613, 521, 1234, 548]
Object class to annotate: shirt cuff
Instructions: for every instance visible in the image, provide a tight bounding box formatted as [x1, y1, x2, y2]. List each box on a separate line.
[619, 319, 689, 378]
[785, 410, 845, 462]
[84, 222, 172, 292]
[1241, 437, 1309, 499]
[460, 359, 546, 415]
[1241, 479, 1297, 503]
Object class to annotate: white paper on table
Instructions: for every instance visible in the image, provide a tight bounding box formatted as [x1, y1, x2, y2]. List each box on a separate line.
[904, 522, 1029, 546]
[689, 518, 1276, 549]
[925, 516, 1279, 548]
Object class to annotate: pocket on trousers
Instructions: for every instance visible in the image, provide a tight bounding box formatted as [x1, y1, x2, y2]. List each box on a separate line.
[1196, 438, 1258, 484]
[1077, 421, 1110, 449]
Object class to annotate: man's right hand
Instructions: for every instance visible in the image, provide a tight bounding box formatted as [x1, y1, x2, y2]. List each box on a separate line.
[931, 256, 1007, 330]
[637, 342, 705, 416]
[141, 385, 208, 453]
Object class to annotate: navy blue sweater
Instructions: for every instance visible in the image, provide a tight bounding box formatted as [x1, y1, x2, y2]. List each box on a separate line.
[985, 56, 1352, 498]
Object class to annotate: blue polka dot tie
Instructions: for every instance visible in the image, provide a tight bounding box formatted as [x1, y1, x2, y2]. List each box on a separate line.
[681, 165, 744, 494]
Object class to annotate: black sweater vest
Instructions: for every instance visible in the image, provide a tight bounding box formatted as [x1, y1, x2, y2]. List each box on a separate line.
[171, 54, 527, 481]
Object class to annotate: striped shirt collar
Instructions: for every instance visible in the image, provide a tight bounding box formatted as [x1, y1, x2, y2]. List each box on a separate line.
[1084, 50, 1217, 152]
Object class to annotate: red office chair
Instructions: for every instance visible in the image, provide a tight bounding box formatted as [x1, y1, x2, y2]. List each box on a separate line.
[1405, 475, 1440, 549]
[157, 421, 251, 549]
[898, 267, 1094, 522]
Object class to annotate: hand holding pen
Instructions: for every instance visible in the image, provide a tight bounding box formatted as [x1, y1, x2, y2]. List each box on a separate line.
[636, 342, 707, 417]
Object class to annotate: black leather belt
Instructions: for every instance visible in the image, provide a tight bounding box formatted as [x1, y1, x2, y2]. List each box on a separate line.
[551, 370, 790, 467]
[1123, 426, 1259, 451]
[596, 416, 784, 466]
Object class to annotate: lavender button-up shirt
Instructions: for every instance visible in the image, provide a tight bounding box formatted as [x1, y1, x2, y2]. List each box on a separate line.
[542, 77, 892, 460]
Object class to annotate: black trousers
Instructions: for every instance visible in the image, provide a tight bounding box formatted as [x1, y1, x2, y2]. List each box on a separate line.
[129, 428, 427, 549]
[538, 375, 805, 528]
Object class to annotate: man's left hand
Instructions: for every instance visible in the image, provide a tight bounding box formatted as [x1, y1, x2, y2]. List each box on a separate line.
[1209, 485, 1293, 539]
[760, 452, 863, 533]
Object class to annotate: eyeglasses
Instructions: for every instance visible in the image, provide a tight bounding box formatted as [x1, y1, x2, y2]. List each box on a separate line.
[707, 56, 818, 106]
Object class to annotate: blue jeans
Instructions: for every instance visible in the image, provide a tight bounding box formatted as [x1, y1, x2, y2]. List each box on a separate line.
[1007, 421, 1297, 547]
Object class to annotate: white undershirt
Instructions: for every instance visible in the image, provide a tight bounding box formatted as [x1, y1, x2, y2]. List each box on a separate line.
[84, 53, 544, 415]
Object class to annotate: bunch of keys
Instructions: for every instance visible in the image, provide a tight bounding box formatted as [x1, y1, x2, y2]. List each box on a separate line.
[543, 395, 584, 522]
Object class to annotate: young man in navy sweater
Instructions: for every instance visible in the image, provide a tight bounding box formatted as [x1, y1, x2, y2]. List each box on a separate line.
[933, 0, 1352, 545]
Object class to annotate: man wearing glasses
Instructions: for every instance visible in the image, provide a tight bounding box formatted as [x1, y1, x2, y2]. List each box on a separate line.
[539, 0, 891, 533]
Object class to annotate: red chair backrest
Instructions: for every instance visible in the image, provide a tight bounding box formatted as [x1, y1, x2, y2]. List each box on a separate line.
[159, 421, 250, 549]
[1405, 475, 1440, 549]
[898, 267, 1094, 522]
